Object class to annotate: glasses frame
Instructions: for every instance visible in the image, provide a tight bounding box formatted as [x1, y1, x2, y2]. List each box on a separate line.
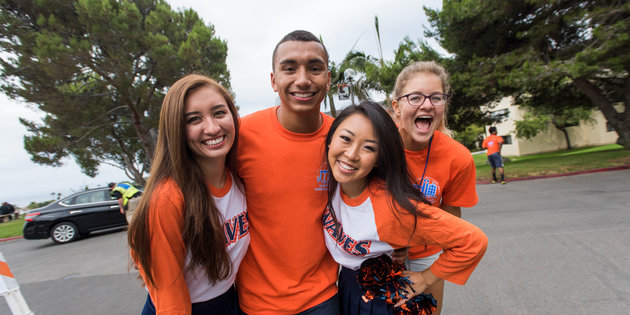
[397, 92, 450, 107]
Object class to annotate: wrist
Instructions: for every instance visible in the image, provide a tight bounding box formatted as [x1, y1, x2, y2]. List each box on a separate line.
[421, 268, 441, 286]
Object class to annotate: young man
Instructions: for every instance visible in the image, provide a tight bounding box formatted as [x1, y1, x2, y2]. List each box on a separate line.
[482, 127, 506, 184]
[235, 31, 339, 314]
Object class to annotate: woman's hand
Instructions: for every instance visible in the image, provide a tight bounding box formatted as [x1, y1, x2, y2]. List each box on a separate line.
[392, 247, 408, 265]
[394, 268, 440, 307]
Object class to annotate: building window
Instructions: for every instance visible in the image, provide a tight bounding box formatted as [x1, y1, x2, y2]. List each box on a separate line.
[501, 135, 512, 145]
[606, 122, 614, 132]
[489, 108, 510, 119]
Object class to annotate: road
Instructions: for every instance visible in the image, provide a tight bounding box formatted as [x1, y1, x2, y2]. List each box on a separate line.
[1, 170, 629, 314]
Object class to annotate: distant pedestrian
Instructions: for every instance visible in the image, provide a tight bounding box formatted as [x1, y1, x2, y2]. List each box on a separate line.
[1, 201, 16, 220]
[108, 182, 142, 215]
[482, 127, 506, 184]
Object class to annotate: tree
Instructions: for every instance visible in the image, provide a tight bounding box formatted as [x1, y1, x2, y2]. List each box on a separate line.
[0, 0, 230, 184]
[425, 0, 630, 148]
[514, 76, 595, 150]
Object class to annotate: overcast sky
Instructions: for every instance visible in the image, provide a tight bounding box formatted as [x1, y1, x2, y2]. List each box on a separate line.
[0, 0, 442, 207]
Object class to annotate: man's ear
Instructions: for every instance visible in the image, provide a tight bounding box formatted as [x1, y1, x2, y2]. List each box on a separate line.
[270, 72, 278, 92]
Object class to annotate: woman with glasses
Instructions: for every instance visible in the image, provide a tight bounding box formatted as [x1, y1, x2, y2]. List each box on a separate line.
[391, 61, 479, 314]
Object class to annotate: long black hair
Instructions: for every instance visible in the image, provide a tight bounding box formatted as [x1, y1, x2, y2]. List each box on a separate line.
[324, 101, 430, 230]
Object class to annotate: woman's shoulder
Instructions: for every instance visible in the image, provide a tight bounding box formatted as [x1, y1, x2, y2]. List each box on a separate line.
[150, 178, 184, 205]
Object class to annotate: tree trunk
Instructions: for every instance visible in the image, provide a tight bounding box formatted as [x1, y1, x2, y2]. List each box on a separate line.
[327, 93, 337, 118]
[573, 77, 630, 149]
[560, 127, 572, 150]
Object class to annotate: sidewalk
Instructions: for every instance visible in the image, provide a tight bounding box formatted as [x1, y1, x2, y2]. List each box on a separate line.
[476, 164, 630, 184]
[2, 165, 629, 243]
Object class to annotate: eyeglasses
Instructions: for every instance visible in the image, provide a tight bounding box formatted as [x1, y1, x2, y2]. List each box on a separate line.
[397, 92, 449, 107]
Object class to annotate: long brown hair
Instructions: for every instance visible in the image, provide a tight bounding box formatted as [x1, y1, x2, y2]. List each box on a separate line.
[128, 74, 240, 287]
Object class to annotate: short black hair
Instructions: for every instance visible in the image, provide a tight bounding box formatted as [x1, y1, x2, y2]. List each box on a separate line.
[108, 182, 116, 189]
[489, 127, 497, 133]
[271, 30, 329, 71]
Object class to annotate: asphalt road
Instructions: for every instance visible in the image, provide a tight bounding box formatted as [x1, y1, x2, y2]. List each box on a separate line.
[1, 169, 629, 314]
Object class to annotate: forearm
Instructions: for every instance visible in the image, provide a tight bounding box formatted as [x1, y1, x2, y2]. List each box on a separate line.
[441, 204, 461, 218]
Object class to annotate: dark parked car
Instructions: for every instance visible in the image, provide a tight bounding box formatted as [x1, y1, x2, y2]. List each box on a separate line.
[23, 187, 128, 244]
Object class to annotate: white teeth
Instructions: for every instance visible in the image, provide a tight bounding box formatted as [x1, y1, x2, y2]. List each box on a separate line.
[418, 115, 432, 119]
[293, 92, 314, 98]
[338, 161, 356, 171]
[203, 136, 224, 146]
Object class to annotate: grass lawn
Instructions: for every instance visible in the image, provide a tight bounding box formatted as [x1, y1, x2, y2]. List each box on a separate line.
[0, 217, 25, 239]
[474, 144, 630, 181]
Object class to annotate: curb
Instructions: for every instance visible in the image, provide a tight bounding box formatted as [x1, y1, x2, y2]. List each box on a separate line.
[477, 165, 630, 185]
[1, 165, 628, 241]
[0, 235, 23, 242]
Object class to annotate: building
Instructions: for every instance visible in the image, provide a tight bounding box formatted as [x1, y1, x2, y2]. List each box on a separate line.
[485, 97, 620, 156]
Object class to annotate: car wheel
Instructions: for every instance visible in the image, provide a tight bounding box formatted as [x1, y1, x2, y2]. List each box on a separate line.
[50, 222, 79, 244]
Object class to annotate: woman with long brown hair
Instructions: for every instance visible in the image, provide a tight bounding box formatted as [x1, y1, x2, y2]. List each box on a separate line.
[128, 74, 248, 315]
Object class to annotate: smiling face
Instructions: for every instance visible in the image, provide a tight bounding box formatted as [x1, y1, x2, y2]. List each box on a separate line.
[327, 113, 379, 198]
[271, 40, 331, 121]
[392, 72, 445, 151]
[184, 86, 235, 166]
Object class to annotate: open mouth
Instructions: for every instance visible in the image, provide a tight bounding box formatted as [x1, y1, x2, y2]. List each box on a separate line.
[291, 91, 316, 99]
[415, 116, 433, 132]
[202, 136, 224, 146]
[338, 160, 357, 171]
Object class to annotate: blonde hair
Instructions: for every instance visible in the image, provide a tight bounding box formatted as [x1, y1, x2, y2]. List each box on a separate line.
[392, 61, 453, 137]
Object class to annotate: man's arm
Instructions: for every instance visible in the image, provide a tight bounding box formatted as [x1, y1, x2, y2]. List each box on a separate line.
[117, 198, 125, 214]
[441, 204, 461, 218]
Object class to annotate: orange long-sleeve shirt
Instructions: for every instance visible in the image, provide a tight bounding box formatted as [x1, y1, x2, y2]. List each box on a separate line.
[324, 181, 488, 285]
[133, 173, 249, 314]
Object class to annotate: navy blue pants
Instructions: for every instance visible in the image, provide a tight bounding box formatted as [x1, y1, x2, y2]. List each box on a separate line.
[296, 293, 340, 315]
[141, 285, 241, 315]
[338, 267, 394, 315]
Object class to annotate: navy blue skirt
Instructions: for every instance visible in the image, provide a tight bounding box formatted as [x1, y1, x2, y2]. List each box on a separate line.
[338, 267, 394, 315]
[141, 285, 241, 315]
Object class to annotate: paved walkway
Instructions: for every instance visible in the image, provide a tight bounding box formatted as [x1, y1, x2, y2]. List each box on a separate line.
[1, 169, 628, 314]
[443, 169, 630, 314]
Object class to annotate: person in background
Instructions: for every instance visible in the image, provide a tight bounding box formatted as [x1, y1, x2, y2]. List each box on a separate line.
[1, 201, 16, 220]
[127, 74, 248, 315]
[482, 126, 506, 184]
[235, 30, 340, 314]
[109, 182, 142, 215]
[391, 61, 479, 314]
[323, 101, 488, 314]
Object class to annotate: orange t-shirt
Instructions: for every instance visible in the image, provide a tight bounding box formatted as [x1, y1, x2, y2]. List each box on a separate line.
[482, 134, 504, 156]
[236, 106, 338, 314]
[404, 130, 479, 259]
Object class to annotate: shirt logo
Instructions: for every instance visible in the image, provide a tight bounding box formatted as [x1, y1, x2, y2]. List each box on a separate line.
[322, 207, 371, 256]
[224, 211, 249, 246]
[413, 176, 441, 206]
[315, 169, 329, 191]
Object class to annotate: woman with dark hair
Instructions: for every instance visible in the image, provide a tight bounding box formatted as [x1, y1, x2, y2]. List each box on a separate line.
[323, 101, 487, 314]
[391, 61, 479, 314]
[128, 74, 248, 315]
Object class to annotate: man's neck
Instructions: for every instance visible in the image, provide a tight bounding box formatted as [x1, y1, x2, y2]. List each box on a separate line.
[276, 106, 323, 134]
